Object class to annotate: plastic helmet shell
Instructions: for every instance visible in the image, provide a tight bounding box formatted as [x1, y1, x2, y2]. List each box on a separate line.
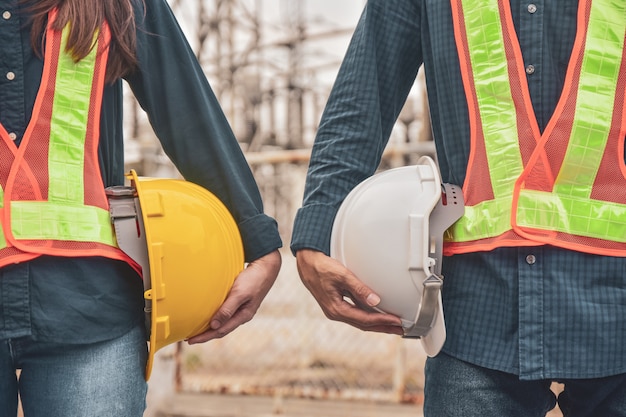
[330, 156, 463, 356]
[128, 170, 244, 379]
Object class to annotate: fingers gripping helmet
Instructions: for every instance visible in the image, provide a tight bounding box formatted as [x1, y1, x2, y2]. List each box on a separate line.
[106, 170, 244, 379]
[330, 156, 464, 356]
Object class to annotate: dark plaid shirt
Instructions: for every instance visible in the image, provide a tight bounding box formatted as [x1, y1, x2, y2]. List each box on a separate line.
[291, 0, 626, 380]
[0, 0, 281, 344]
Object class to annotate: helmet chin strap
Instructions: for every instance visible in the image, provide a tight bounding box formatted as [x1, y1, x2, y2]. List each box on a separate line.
[402, 273, 443, 338]
[404, 183, 464, 341]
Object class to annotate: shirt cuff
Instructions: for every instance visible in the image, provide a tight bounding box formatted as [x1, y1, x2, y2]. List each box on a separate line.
[238, 214, 283, 263]
[290, 203, 339, 256]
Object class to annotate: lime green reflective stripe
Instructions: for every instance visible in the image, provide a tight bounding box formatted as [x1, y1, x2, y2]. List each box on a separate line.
[445, 196, 513, 242]
[48, 25, 98, 204]
[554, 1, 626, 198]
[518, 189, 626, 241]
[0, 187, 5, 249]
[462, 0, 524, 198]
[11, 201, 115, 244]
[9, 25, 113, 246]
[449, 0, 523, 241]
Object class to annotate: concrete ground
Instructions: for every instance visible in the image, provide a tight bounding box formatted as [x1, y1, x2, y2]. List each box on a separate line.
[155, 392, 565, 417]
[154, 392, 425, 417]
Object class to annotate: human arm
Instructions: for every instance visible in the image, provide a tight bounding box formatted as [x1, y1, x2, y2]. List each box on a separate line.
[125, 0, 282, 263]
[124, 0, 282, 339]
[290, 0, 422, 332]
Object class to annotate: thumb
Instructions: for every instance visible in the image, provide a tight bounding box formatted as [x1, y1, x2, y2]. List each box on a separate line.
[209, 301, 238, 330]
[365, 292, 381, 307]
[343, 272, 382, 309]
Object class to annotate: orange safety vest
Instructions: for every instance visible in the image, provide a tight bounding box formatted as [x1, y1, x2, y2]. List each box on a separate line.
[444, 0, 626, 257]
[0, 11, 137, 270]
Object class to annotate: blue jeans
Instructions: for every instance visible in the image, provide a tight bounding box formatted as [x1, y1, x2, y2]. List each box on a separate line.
[424, 352, 626, 417]
[0, 326, 148, 417]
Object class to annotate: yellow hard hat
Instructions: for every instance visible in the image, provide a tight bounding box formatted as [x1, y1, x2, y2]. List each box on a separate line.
[106, 170, 244, 379]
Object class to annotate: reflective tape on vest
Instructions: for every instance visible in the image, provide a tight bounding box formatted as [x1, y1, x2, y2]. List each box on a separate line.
[445, 0, 626, 256]
[8, 23, 115, 246]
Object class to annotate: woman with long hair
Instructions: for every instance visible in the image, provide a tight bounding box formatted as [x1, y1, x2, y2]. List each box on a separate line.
[0, 1, 282, 415]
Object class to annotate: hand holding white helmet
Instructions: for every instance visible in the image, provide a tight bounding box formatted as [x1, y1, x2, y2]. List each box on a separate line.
[330, 156, 464, 356]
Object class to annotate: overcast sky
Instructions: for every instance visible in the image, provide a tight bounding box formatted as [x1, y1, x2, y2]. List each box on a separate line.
[170, 0, 367, 88]
[173, 1, 364, 54]
[264, 1, 365, 81]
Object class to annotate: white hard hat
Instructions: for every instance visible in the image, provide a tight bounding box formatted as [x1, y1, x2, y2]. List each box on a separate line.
[330, 156, 464, 356]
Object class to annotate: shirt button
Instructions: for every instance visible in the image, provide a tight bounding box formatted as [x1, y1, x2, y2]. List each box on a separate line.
[527, 4, 537, 14]
[525, 65, 535, 75]
[8, 132, 17, 141]
[2, 10, 11, 20]
[6, 71, 15, 80]
[526, 254, 536, 265]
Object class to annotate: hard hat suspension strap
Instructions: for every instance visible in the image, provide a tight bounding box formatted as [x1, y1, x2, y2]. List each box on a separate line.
[105, 184, 152, 334]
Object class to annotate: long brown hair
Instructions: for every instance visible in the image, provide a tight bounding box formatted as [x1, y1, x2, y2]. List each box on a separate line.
[21, 0, 141, 83]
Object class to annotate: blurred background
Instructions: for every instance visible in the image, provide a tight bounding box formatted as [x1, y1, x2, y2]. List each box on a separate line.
[128, 1, 436, 416]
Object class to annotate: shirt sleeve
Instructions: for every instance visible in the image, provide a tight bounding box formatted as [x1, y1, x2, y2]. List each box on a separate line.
[290, 0, 423, 255]
[124, 0, 282, 262]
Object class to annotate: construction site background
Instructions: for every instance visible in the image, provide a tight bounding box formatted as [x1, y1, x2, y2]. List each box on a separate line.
[130, 2, 442, 416]
[134, 2, 438, 416]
